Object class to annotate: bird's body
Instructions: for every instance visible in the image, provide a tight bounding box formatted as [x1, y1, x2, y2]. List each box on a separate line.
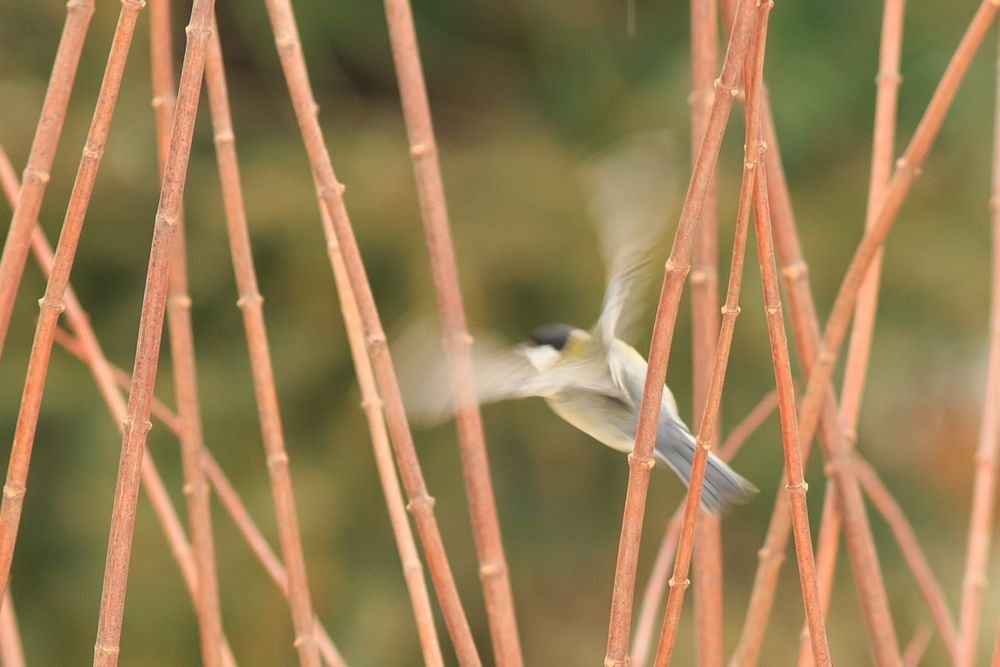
[524, 326, 756, 513]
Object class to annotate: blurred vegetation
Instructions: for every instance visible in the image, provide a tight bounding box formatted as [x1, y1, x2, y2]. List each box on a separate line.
[0, 0, 998, 664]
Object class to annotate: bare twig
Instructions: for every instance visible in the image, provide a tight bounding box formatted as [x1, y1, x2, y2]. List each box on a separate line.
[956, 27, 1000, 667]
[651, 5, 772, 664]
[799, 1, 906, 663]
[0, 592, 24, 667]
[688, 1, 725, 662]
[381, 1, 521, 663]
[149, 3, 224, 664]
[855, 457, 958, 658]
[0, 0, 147, 611]
[632, 390, 777, 666]
[93, 0, 218, 663]
[203, 18, 321, 665]
[604, 3, 757, 663]
[261, 1, 482, 663]
[0, 0, 94, 362]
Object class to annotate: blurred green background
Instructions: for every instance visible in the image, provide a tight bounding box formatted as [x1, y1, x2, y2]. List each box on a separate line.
[0, 0, 998, 664]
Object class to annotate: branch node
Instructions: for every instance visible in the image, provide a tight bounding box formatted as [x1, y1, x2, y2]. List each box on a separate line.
[266, 452, 290, 468]
[875, 70, 903, 86]
[82, 145, 104, 161]
[360, 396, 383, 412]
[94, 643, 121, 658]
[119, 0, 144, 8]
[292, 633, 318, 649]
[236, 293, 264, 309]
[168, 295, 192, 309]
[782, 260, 808, 281]
[627, 452, 656, 470]
[160, 214, 179, 227]
[121, 417, 153, 436]
[275, 35, 297, 51]
[785, 480, 809, 494]
[151, 94, 175, 110]
[411, 142, 433, 157]
[2, 484, 25, 500]
[479, 560, 506, 581]
[668, 576, 691, 591]
[214, 131, 235, 145]
[690, 270, 708, 285]
[895, 156, 922, 179]
[185, 25, 213, 40]
[406, 494, 436, 512]
[765, 306, 780, 316]
[38, 295, 66, 313]
[22, 167, 50, 184]
[714, 78, 739, 96]
[721, 305, 741, 316]
[366, 332, 387, 349]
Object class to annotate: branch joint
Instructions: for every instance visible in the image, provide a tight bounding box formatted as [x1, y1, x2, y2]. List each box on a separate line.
[22, 167, 50, 184]
[406, 494, 436, 513]
[627, 452, 656, 470]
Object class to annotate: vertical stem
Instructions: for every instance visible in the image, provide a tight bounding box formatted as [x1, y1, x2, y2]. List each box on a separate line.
[0, 0, 146, 610]
[751, 115, 831, 666]
[651, 5, 769, 664]
[149, 2, 225, 664]
[93, 0, 217, 663]
[0, 592, 24, 667]
[0, 0, 94, 362]
[799, 1, 906, 663]
[956, 27, 1000, 667]
[260, 1, 482, 664]
[381, 2, 522, 664]
[201, 19, 321, 665]
[604, 3, 756, 663]
[688, 2, 725, 664]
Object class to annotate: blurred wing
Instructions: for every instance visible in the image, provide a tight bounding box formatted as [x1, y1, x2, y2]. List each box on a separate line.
[578, 131, 678, 347]
[394, 323, 618, 426]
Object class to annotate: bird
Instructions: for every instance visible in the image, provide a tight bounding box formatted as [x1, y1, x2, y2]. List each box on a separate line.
[397, 131, 757, 513]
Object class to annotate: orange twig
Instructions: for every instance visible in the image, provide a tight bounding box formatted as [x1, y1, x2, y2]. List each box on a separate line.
[0, 592, 24, 667]
[902, 624, 932, 667]
[604, 2, 757, 663]
[381, 1, 521, 663]
[149, 2, 224, 664]
[688, 1, 725, 662]
[93, 1, 217, 663]
[956, 28, 1000, 667]
[203, 18, 321, 665]
[0, 0, 94, 361]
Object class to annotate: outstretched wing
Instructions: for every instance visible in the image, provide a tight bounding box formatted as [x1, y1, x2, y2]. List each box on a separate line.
[394, 324, 618, 426]
[578, 131, 678, 349]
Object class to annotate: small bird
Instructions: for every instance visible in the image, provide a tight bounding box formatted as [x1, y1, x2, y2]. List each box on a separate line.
[398, 132, 757, 513]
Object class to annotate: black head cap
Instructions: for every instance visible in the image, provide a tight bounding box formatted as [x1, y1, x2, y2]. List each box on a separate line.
[530, 323, 576, 350]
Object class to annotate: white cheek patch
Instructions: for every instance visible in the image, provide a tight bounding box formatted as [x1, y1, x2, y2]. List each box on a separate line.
[523, 345, 561, 372]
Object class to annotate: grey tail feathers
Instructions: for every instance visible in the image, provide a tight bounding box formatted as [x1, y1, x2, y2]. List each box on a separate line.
[654, 420, 758, 514]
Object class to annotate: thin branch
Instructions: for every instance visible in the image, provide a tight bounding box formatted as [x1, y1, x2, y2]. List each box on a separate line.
[688, 1, 725, 663]
[149, 2, 224, 664]
[261, 1, 482, 663]
[203, 18, 321, 665]
[0, 0, 94, 362]
[956, 27, 1000, 667]
[632, 390, 777, 666]
[0, 0, 147, 612]
[382, 1, 522, 663]
[604, 2, 757, 663]
[93, 0, 218, 663]
[800, 1, 906, 663]
[854, 456, 958, 658]
[651, 5, 772, 664]
[0, 592, 24, 667]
